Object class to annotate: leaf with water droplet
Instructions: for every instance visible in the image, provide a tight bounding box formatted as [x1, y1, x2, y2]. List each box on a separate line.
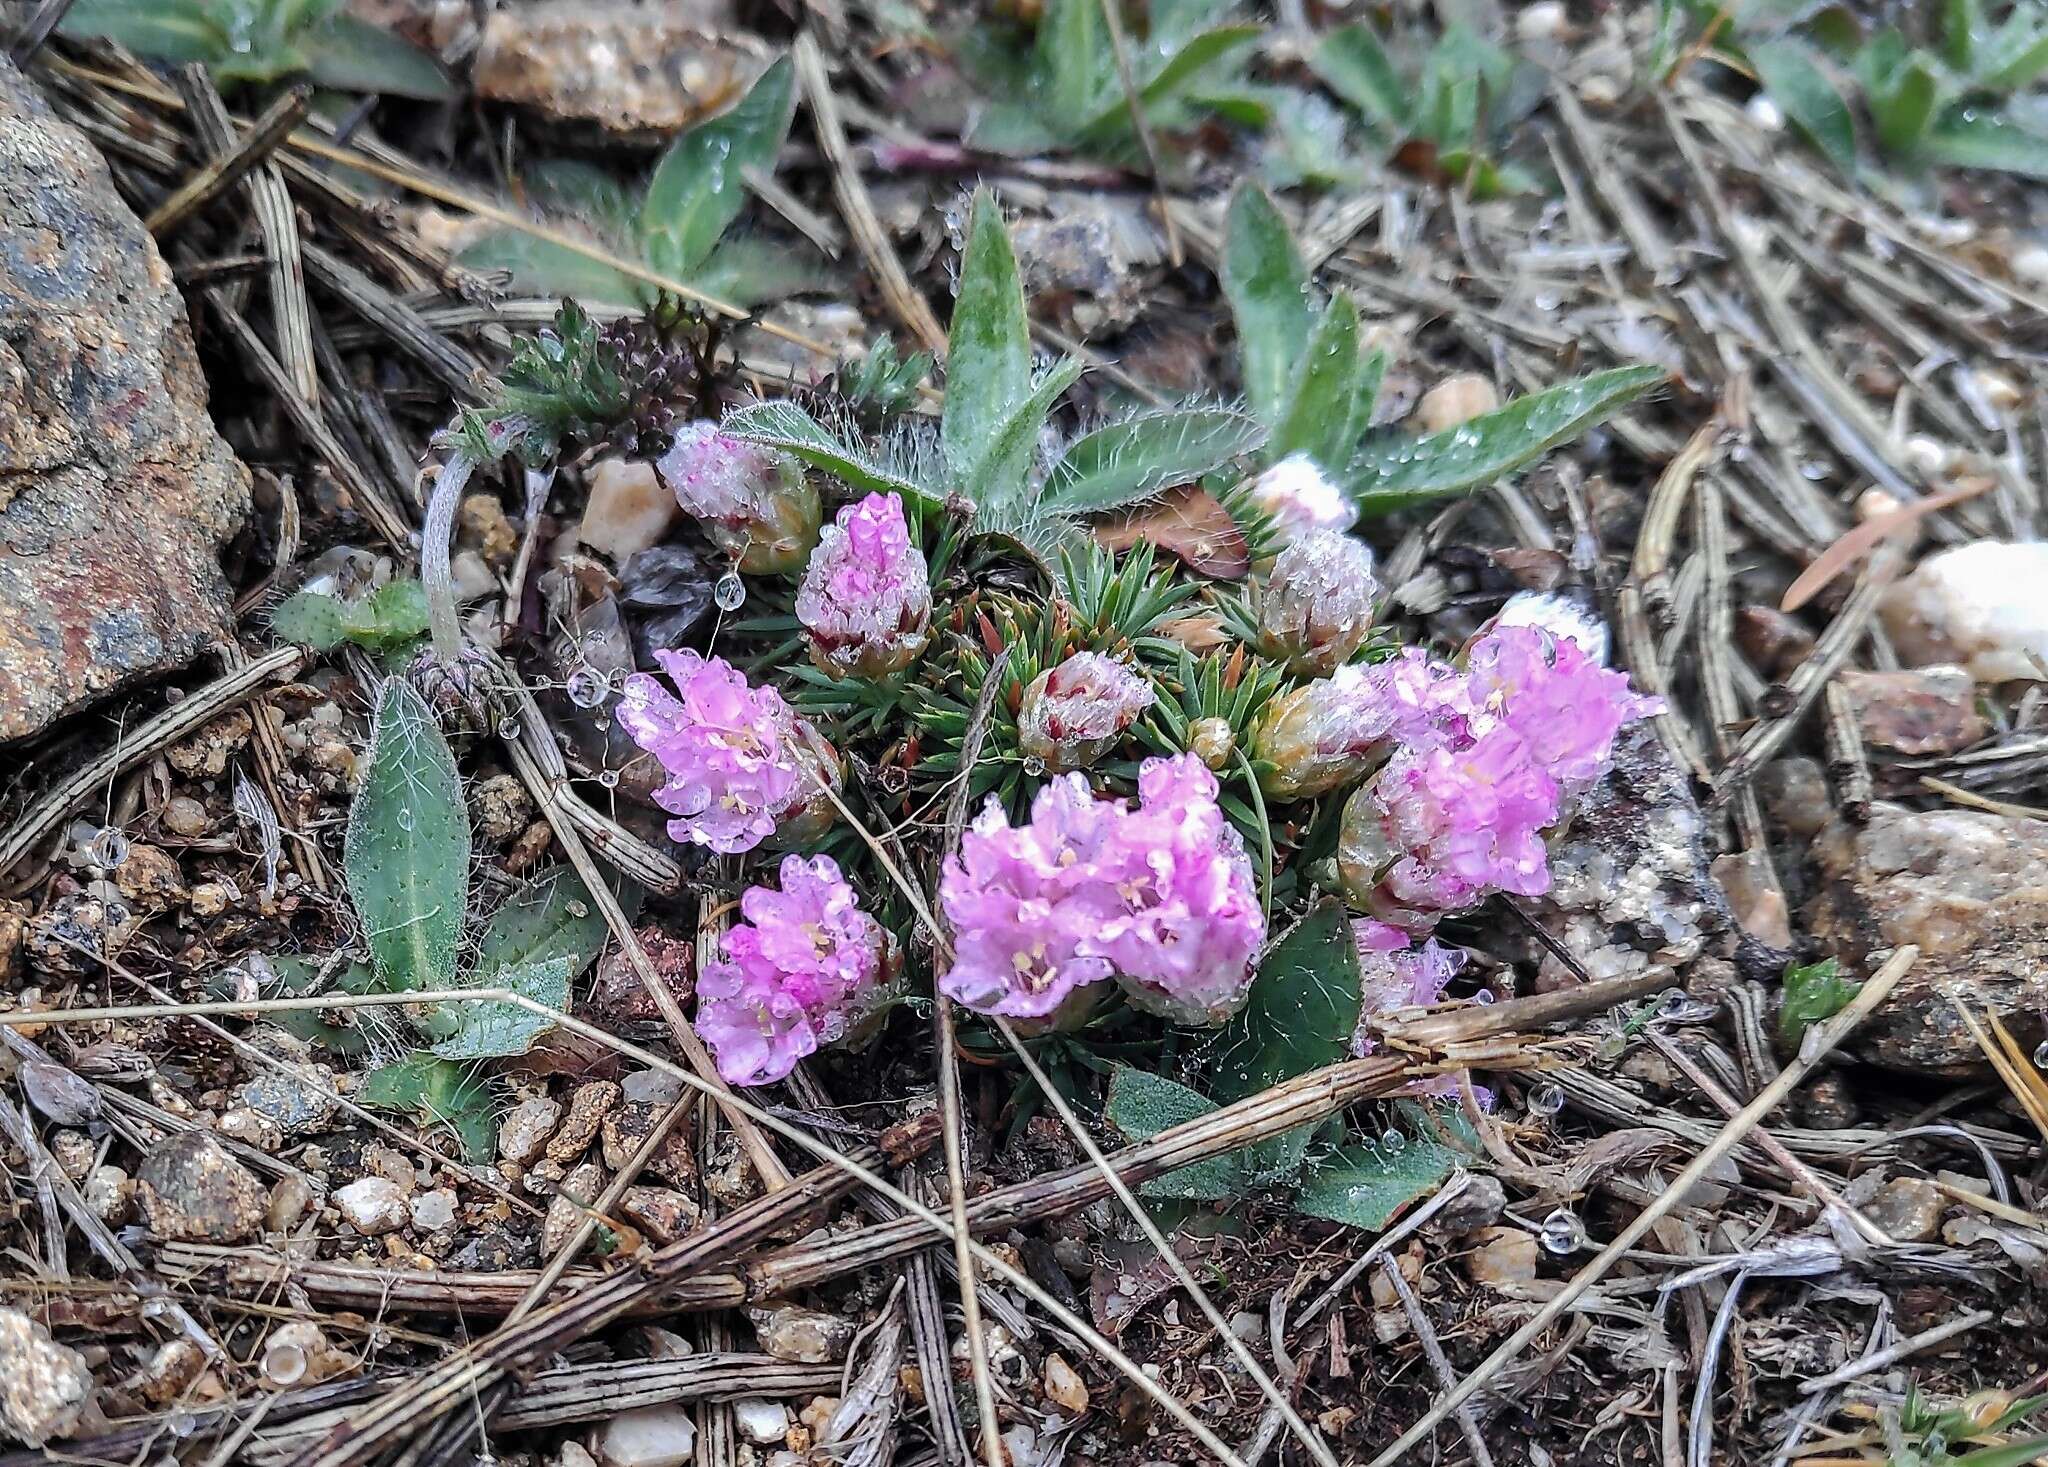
[1343, 364, 1665, 513]
[1042, 407, 1267, 516]
[1221, 182, 1313, 432]
[1104, 1066, 1249, 1201]
[1293, 1137, 1456, 1231]
[722, 401, 943, 510]
[344, 679, 469, 992]
[430, 956, 572, 1061]
[640, 56, 797, 277]
[359, 1052, 495, 1161]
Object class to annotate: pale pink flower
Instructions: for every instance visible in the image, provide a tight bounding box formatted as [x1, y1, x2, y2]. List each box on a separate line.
[658, 420, 820, 573]
[1461, 625, 1661, 795]
[618, 649, 802, 854]
[1258, 529, 1381, 677]
[1373, 726, 1561, 915]
[1016, 652, 1155, 773]
[1248, 453, 1356, 543]
[796, 492, 931, 679]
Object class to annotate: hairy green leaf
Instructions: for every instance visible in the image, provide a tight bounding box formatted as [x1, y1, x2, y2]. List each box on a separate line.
[1075, 24, 1261, 144]
[1038, 0, 1111, 124]
[1345, 364, 1664, 513]
[473, 866, 631, 982]
[1105, 1066, 1245, 1200]
[208, 955, 377, 1056]
[430, 956, 572, 1061]
[689, 235, 832, 307]
[522, 160, 637, 231]
[345, 680, 469, 992]
[1042, 407, 1267, 515]
[972, 356, 1087, 528]
[1209, 900, 1362, 1180]
[943, 190, 1034, 489]
[271, 580, 430, 654]
[1311, 23, 1409, 131]
[359, 1052, 495, 1161]
[1269, 291, 1364, 472]
[1984, 8, 2048, 90]
[722, 400, 942, 507]
[1222, 183, 1314, 433]
[457, 232, 641, 307]
[1919, 106, 2048, 177]
[1294, 1138, 1457, 1231]
[641, 55, 796, 277]
[59, 0, 224, 63]
[1750, 40, 1857, 172]
[304, 15, 456, 100]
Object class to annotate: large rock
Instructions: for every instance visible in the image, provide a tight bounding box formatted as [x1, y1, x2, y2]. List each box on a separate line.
[1810, 803, 2048, 1074]
[0, 59, 249, 742]
[474, 1, 762, 141]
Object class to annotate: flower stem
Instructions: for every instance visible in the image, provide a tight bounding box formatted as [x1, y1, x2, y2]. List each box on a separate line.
[421, 449, 477, 664]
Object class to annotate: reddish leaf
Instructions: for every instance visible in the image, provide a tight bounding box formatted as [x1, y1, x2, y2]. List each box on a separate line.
[1092, 485, 1251, 580]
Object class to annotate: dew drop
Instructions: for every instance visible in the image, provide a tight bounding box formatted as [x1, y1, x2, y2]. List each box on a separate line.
[1472, 988, 1496, 1005]
[167, 1412, 198, 1440]
[89, 826, 130, 869]
[1021, 755, 1047, 778]
[496, 717, 522, 740]
[597, 769, 620, 789]
[1528, 1082, 1565, 1117]
[396, 808, 416, 833]
[566, 666, 609, 708]
[2033, 1039, 2048, 1069]
[263, 1339, 308, 1387]
[1539, 1207, 1585, 1255]
[714, 571, 747, 611]
[1381, 1128, 1407, 1153]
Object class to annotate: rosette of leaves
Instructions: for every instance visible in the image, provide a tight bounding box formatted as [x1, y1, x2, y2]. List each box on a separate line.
[59, 0, 453, 97]
[727, 189, 1266, 559]
[225, 680, 634, 1158]
[462, 57, 826, 309]
[1105, 901, 1476, 1230]
[1309, 21, 1547, 199]
[957, 0, 1260, 168]
[1222, 182, 1665, 509]
[268, 578, 429, 665]
[1690, 0, 2048, 180]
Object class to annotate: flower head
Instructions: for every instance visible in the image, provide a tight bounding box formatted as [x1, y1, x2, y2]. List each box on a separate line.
[1253, 654, 1468, 801]
[796, 492, 931, 679]
[1258, 529, 1381, 677]
[1100, 756, 1265, 1023]
[618, 649, 802, 854]
[657, 421, 821, 574]
[1373, 726, 1561, 916]
[1248, 454, 1356, 544]
[1016, 652, 1156, 773]
[937, 776, 1122, 1018]
[696, 855, 889, 1086]
[1351, 919, 1466, 1055]
[1462, 625, 1661, 794]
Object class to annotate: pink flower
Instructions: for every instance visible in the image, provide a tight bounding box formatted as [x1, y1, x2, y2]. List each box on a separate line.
[1248, 454, 1356, 544]
[937, 776, 1124, 1018]
[1373, 726, 1561, 915]
[1462, 626, 1661, 794]
[1016, 652, 1155, 773]
[1351, 919, 1466, 1055]
[1258, 530, 1381, 677]
[618, 649, 803, 854]
[1101, 756, 1265, 1023]
[657, 420, 820, 573]
[796, 492, 931, 679]
[696, 855, 889, 1086]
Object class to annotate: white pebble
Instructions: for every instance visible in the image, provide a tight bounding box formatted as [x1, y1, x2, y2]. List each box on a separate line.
[592, 1404, 697, 1467]
[730, 1399, 789, 1446]
[333, 1177, 410, 1236]
[1881, 540, 2048, 681]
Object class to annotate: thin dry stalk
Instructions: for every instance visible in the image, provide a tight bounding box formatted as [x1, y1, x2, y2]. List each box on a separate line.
[146, 82, 310, 234]
[1363, 945, 1919, 1467]
[1379, 1256, 1495, 1467]
[932, 992, 1004, 1467]
[1096, 0, 1182, 266]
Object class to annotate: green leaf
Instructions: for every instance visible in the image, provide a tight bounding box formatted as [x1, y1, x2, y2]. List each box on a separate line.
[1945, 0, 1986, 71]
[208, 955, 377, 1056]
[1042, 407, 1267, 515]
[1870, 55, 1941, 155]
[359, 1052, 495, 1161]
[473, 866, 629, 981]
[1294, 1139, 1457, 1231]
[1777, 957, 1860, 1048]
[522, 160, 637, 232]
[1949, 1434, 2048, 1467]
[344, 680, 469, 992]
[268, 591, 351, 650]
[1310, 23, 1409, 131]
[304, 15, 456, 99]
[1344, 364, 1664, 513]
[272, 581, 430, 655]
[430, 955, 571, 1061]
[689, 235, 832, 307]
[1209, 900, 1363, 1180]
[1104, 1067, 1246, 1201]
[58, 0, 225, 65]
[1749, 40, 1857, 172]
[458, 231, 641, 307]
[722, 400, 942, 508]
[1919, 106, 2048, 177]
[942, 190, 1034, 489]
[1038, 0, 1111, 125]
[1222, 183, 1314, 433]
[640, 55, 796, 277]
[964, 100, 1067, 157]
[1074, 24, 1261, 143]
[971, 356, 1087, 528]
[1984, 9, 2048, 90]
[1269, 291, 1364, 471]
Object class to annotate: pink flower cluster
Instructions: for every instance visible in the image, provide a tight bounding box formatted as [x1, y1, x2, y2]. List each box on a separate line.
[618, 649, 806, 854]
[657, 421, 820, 574]
[697, 855, 889, 1086]
[938, 755, 1264, 1023]
[1354, 625, 1660, 923]
[1351, 919, 1490, 1105]
[796, 492, 931, 679]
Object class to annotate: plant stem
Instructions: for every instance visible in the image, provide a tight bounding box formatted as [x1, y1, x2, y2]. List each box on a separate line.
[422, 449, 476, 663]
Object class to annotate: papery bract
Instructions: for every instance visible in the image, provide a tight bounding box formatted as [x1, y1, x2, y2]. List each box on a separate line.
[1253, 653, 1469, 800]
[1258, 529, 1381, 677]
[1016, 652, 1155, 773]
[618, 649, 802, 854]
[1248, 453, 1356, 544]
[658, 420, 821, 574]
[696, 855, 889, 1086]
[796, 492, 931, 679]
[1351, 919, 1466, 1055]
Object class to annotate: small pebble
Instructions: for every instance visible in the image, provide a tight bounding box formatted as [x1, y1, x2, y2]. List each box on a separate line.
[334, 1177, 410, 1236]
[1865, 1176, 1944, 1243]
[499, 1096, 563, 1166]
[758, 1306, 856, 1364]
[730, 1399, 789, 1446]
[410, 1188, 458, 1233]
[546, 1081, 621, 1164]
[1413, 373, 1499, 433]
[1465, 1226, 1538, 1289]
[160, 796, 210, 838]
[1044, 1352, 1089, 1414]
[0, 1307, 94, 1446]
[591, 1403, 697, 1467]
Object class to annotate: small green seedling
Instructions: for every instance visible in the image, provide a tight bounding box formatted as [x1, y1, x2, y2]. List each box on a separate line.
[60, 0, 453, 98]
[1777, 956, 1861, 1049]
[269, 578, 430, 664]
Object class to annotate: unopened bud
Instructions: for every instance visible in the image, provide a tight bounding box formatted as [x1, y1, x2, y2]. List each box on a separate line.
[1258, 530, 1380, 677]
[1017, 653, 1155, 773]
[1188, 716, 1236, 770]
[658, 421, 821, 574]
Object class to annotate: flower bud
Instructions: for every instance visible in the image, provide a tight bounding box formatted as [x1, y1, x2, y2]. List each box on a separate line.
[1016, 652, 1155, 774]
[1187, 716, 1235, 770]
[1247, 453, 1355, 546]
[795, 492, 931, 679]
[1257, 530, 1380, 677]
[657, 421, 820, 574]
[1250, 669, 1391, 801]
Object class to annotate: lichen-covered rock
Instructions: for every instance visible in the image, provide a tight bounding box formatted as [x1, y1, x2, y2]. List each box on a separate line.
[1527, 723, 1738, 985]
[0, 59, 249, 743]
[473, 1, 762, 141]
[0, 1307, 91, 1446]
[1811, 803, 2048, 1074]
